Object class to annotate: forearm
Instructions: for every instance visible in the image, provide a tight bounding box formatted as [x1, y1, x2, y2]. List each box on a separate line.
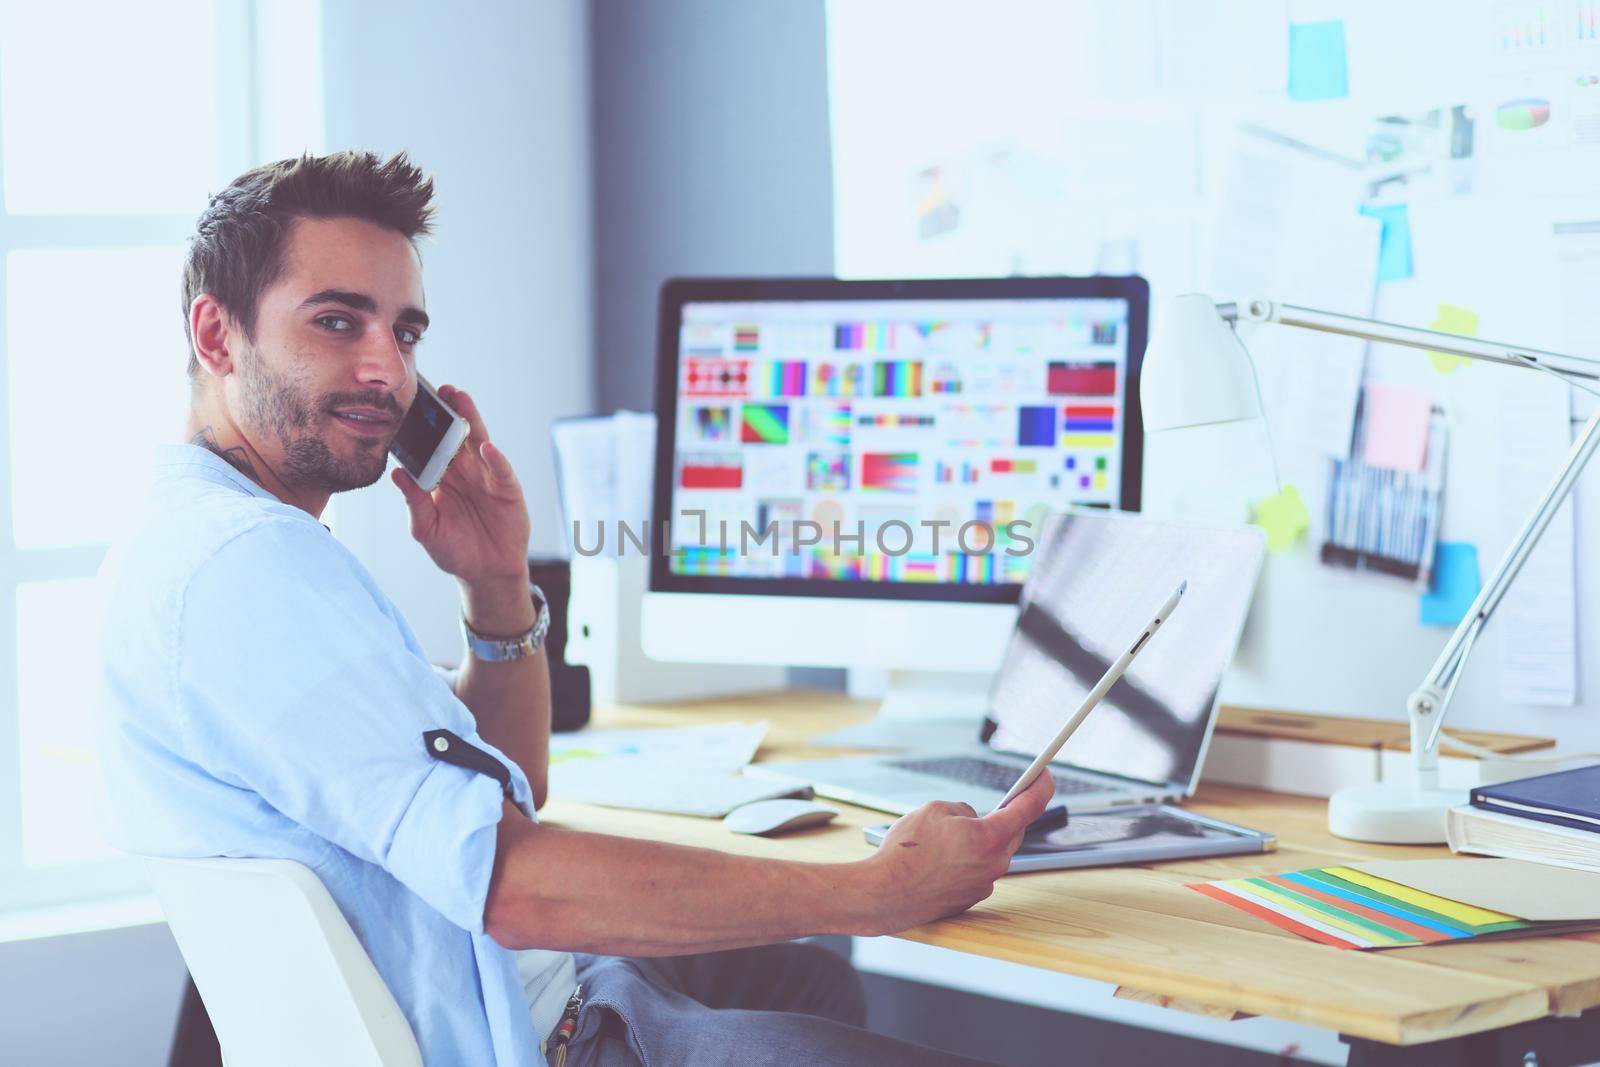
[455, 578, 551, 806]
[485, 804, 886, 956]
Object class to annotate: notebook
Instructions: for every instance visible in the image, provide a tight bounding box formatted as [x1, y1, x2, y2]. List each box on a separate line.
[1470, 765, 1600, 835]
[1448, 804, 1600, 874]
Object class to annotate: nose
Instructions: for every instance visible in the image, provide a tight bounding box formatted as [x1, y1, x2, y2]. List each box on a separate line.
[355, 328, 409, 394]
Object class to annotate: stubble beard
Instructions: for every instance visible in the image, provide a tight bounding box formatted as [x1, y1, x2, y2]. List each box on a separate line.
[236, 346, 394, 494]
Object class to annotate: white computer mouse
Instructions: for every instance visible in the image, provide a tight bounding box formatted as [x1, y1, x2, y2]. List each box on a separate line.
[723, 799, 840, 836]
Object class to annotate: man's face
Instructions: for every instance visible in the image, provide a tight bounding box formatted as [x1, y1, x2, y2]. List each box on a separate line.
[225, 216, 427, 494]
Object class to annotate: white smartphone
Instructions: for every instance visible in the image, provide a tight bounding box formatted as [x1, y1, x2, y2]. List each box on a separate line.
[389, 374, 471, 491]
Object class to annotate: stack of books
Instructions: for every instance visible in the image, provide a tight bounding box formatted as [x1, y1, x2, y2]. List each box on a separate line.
[1449, 764, 1600, 873]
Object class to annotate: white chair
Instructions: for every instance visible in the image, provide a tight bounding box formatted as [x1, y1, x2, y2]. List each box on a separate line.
[144, 856, 423, 1067]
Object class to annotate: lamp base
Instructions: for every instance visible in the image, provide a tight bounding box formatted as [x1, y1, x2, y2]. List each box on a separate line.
[1327, 782, 1467, 844]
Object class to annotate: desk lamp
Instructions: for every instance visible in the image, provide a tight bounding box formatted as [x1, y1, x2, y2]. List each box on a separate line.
[1142, 294, 1600, 843]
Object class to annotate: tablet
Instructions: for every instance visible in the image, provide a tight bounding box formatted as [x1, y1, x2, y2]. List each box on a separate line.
[863, 804, 1275, 873]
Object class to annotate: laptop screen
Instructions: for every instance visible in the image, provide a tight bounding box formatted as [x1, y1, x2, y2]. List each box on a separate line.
[985, 511, 1265, 793]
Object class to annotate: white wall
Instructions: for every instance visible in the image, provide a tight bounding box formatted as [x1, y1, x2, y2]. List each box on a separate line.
[321, 0, 595, 663]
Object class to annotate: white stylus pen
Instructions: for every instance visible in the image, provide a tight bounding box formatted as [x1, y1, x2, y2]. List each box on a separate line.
[992, 580, 1188, 813]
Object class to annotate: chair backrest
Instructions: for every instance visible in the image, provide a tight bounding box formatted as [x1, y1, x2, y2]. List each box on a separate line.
[144, 857, 423, 1067]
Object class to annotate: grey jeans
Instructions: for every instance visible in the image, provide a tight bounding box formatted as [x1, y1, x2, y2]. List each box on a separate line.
[549, 943, 995, 1066]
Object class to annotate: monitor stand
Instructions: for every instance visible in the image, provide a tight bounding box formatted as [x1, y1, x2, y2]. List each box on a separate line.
[848, 668, 994, 721]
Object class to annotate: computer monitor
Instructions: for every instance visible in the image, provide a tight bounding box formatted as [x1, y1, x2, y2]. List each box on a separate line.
[642, 276, 1149, 714]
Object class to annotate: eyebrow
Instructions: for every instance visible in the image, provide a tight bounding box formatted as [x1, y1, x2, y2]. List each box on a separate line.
[299, 288, 430, 331]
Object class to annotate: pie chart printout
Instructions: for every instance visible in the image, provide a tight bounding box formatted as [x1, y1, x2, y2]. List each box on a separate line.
[1495, 98, 1552, 131]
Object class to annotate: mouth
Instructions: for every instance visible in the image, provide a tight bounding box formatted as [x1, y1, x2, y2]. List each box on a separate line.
[330, 408, 397, 437]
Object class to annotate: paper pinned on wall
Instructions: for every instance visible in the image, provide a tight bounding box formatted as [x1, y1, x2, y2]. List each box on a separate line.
[1287, 20, 1349, 102]
[1419, 542, 1480, 627]
[551, 410, 657, 557]
[1095, 0, 1288, 99]
[1359, 203, 1415, 282]
[1322, 410, 1446, 582]
[1362, 382, 1433, 472]
[1497, 374, 1578, 706]
[1427, 304, 1479, 374]
[1252, 484, 1309, 552]
[1211, 130, 1378, 459]
[912, 163, 964, 239]
[1554, 219, 1600, 420]
[1061, 112, 1202, 203]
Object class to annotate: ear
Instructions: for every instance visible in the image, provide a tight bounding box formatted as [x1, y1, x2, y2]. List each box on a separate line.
[189, 293, 239, 379]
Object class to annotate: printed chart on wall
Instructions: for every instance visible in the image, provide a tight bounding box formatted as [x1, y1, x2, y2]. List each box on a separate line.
[666, 298, 1133, 586]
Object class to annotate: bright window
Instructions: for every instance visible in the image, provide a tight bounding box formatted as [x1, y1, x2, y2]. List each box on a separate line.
[17, 578, 113, 869]
[0, 1, 218, 215]
[7, 248, 191, 548]
[0, 0, 323, 918]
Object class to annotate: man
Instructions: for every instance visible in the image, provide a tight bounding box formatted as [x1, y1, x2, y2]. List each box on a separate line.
[96, 151, 1052, 1067]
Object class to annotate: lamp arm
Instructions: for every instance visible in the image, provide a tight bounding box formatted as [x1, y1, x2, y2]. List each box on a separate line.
[1218, 296, 1600, 792]
[1409, 399, 1600, 777]
[1227, 299, 1600, 384]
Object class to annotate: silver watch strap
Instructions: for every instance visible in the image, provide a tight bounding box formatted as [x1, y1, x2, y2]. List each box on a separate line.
[461, 583, 549, 661]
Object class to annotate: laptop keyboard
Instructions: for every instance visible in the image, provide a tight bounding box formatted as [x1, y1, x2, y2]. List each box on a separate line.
[886, 756, 1103, 795]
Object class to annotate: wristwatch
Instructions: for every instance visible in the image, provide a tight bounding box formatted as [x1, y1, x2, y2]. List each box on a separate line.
[461, 583, 550, 662]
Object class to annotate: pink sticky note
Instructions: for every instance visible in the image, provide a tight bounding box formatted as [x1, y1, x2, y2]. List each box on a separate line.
[1362, 382, 1432, 472]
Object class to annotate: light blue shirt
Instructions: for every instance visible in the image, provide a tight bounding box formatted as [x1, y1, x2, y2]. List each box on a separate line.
[96, 444, 573, 1066]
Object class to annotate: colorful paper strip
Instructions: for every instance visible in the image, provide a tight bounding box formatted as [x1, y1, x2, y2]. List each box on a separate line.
[1188, 865, 1534, 951]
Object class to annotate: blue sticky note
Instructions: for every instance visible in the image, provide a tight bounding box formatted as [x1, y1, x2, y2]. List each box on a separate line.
[1419, 542, 1480, 627]
[1288, 20, 1349, 102]
[1360, 203, 1414, 283]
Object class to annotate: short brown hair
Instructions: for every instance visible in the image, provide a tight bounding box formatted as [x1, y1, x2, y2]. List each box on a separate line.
[182, 150, 436, 377]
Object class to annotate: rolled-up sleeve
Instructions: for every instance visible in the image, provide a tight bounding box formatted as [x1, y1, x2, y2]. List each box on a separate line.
[388, 762, 506, 931]
[175, 517, 532, 931]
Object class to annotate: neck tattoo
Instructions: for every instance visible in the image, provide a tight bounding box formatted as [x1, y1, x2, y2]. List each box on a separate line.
[191, 425, 262, 486]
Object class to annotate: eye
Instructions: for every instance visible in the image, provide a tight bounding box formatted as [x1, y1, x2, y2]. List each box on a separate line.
[395, 325, 423, 346]
[314, 313, 354, 332]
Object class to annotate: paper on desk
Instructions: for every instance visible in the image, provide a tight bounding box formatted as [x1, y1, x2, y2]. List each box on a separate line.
[548, 722, 771, 815]
[1361, 382, 1432, 472]
[551, 410, 656, 556]
[549, 722, 766, 774]
[1497, 374, 1578, 706]
[1349, 859, 1600, 922]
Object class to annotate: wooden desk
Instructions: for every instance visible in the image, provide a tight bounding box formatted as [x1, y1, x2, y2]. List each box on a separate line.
[542, 691, 1600, 1063]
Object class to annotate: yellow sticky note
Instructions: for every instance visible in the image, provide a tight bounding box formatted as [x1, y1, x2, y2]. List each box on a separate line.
[1427, 304, 1478, 374]
[1325, 866, 1518, 926]
[1251, 484, 1308, 552]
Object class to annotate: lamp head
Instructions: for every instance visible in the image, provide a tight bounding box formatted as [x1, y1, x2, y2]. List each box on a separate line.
[1140, 293, 1262, 432]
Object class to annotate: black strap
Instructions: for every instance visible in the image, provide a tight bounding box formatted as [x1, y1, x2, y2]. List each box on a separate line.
[422, 729, 514, 799]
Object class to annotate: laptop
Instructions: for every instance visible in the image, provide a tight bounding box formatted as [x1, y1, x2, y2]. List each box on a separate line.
[747, 511, 1266, 815]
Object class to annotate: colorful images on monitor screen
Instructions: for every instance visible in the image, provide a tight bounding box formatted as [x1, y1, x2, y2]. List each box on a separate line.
[669, 299, 1129, 586]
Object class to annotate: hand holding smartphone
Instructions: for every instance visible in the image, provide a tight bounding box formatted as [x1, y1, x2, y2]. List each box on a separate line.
[389, 374, 472, 491]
